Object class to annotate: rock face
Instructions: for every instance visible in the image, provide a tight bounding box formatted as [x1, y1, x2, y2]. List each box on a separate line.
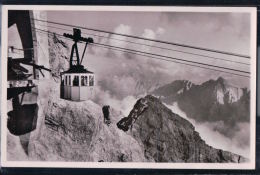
[117, 95, 246, 163]
[26, 32, 147, 162]
[152, 77, 250, 137]
[27, 88, 146, 162]
[48, 33, 70, 76]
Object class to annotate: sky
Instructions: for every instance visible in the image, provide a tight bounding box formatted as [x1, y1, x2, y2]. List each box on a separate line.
[47, 10, 251, 91]
[46, 10, 253, 158]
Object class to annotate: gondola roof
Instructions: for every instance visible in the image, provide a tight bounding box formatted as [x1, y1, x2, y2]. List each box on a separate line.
[61, 65, 94, 74]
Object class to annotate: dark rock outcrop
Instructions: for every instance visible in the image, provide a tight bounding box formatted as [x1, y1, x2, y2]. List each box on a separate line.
[117, 98, 148, 131]
[117, 95, 246, 163]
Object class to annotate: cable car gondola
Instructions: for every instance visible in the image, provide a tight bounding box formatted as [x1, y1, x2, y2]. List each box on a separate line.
[60, 28, 94, 101]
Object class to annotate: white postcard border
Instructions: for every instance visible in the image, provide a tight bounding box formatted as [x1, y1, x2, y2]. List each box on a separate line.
[1, 5, 257, 169]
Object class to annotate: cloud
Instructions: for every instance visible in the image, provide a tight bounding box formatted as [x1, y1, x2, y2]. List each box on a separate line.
[166, 102, 250, 158]
[95, 60, 171, 100]
[160, 12, 250, 57]
[87, 18, 250, 92]
[114, 24, 132, 35]
[91, 85, 138, 117]
[139, 28, 157, 53]
[142, 29, 156, 39]
[194, 121, 250, 158]
[98, 74, 137, 99]
[108, 24, 133, 57]
[87, 22, 250, 103]
[156, 27, 165, 35]
[85, 24, 175, 100]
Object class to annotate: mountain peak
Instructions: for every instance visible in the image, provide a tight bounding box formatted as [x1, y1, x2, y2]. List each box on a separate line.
[216, 76, 225, 83]
[117, 95, 246, 163]
[144, 94, 161, 103]
[152, 80, 194, 103]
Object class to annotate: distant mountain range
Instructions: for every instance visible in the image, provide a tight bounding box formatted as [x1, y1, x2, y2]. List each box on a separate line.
[152, 77, 250, 138]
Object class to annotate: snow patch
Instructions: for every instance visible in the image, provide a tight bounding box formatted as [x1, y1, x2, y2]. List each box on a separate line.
[177, 88, 183, 94]
[226, 87, 243, 103]
[185, 81, 193, 91]
[216, 85, 243, 104]
[216, 89, 224, 104]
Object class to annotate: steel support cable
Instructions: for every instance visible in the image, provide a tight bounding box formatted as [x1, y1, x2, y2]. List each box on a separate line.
[31, 18, 251, 59]
[32, 27, 250, 77]
[35, 23, 250, 66]
[92, 42, 250, 74]
[90, 43, 250, 78]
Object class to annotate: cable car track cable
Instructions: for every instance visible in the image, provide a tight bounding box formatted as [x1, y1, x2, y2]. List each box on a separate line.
[35, 23, 250, 66]
[31, 18, 251, 59]
[93, 41, 251, 74]
[90, 43, 250, 78]
[32, 27, 250, 77]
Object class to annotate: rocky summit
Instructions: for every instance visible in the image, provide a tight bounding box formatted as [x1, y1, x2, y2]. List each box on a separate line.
[117, 95, 246, 163]
[26, 89, 146, 162]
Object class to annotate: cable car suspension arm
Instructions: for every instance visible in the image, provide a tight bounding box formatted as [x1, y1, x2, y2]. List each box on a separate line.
[80, 41, 88, 65]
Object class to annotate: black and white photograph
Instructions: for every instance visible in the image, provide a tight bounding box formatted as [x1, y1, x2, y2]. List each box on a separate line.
[1, 6, 257, 169]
